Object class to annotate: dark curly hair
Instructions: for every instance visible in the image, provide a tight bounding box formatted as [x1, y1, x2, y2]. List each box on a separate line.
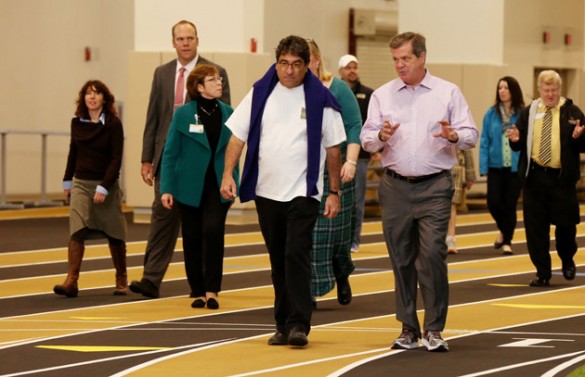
[75, 80, 117, 119]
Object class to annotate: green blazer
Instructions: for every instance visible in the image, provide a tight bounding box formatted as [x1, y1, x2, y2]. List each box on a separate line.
[160, 100, 239, 207]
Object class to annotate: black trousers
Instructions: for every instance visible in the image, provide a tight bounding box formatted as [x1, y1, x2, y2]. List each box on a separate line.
[486, 167, 521, 245]
[255, 196, 319, 334]
[178, 187, 231, 297]
[523, 166, 579, 280]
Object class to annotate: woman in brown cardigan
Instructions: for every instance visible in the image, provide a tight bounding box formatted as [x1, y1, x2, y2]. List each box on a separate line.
[54, 80, 127, 298]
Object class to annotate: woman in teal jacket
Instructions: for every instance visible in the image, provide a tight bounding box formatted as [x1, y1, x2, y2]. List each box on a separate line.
[479, 76, 524, 255]
[160, 64, 239, 310]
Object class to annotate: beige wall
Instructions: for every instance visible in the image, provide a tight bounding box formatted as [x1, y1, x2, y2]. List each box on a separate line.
[0, 0, 133, 199]
[2, 0, 585, 206]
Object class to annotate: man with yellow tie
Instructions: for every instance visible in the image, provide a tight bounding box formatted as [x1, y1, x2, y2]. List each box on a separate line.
[507, 70, 585, 287]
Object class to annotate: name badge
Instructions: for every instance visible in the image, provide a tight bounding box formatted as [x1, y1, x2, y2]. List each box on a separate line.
[189, 124, 204, 133]
[356, 93, 366, 99]
[300, 107, 307, 119]
[535, 113, 545, 119]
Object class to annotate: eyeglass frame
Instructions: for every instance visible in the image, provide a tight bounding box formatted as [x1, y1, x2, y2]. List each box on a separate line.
[277, 59, 306, 71]
[204, 76, 223, 83]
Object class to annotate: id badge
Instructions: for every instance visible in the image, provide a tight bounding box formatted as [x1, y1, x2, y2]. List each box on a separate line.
[189, 124, 204, 133]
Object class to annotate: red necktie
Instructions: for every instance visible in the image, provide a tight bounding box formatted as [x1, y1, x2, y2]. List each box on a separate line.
[174, 67, 186, 109]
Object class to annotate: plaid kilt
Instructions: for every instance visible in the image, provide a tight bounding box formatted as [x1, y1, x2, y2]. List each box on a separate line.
[311, 172, 356, 297]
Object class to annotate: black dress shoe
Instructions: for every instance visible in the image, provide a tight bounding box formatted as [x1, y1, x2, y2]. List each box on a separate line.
[129, 279, 159, 298]
[206, 297, 219, 310]
[336, 277, 352, 305]
[562, 260, 576, 281]
[529, 277, 550, 287]
[494, 238, 504, 249]
[268, 331, 288, 346]
[191, 298, 206, 308]
[288, 327, 308, 347]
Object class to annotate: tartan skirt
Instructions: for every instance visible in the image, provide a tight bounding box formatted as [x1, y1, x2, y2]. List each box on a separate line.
[311, 172, 356, 297]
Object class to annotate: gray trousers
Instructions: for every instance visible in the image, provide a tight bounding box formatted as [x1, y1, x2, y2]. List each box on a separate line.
[142, 178, 181, 288]
[379, 171, 453, 335]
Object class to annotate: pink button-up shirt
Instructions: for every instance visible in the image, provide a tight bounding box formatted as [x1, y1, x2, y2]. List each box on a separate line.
[360, 71, 478, 177]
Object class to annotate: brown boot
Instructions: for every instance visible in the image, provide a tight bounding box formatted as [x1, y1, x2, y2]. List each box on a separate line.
[54, 240, 84, 297]
[109, 243, 128, 295]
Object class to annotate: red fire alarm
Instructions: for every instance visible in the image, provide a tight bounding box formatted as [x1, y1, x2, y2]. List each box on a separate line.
[250, 38, 257, 53]
[543, 31, 550, 44]
[565, 33, 572, 45]
[85, 47, 91, 62]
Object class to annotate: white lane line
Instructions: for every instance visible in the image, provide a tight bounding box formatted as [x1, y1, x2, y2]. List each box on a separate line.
[541, 351, 585, 377]
[459, 350, 585, 377]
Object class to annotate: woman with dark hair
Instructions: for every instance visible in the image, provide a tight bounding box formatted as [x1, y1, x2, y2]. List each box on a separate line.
[54, 80, 127, 297]
[160, 64, 239, 310]
[480, 76, 525, 255]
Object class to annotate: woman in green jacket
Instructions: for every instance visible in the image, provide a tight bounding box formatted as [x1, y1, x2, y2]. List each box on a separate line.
[160, 64, 239, 310]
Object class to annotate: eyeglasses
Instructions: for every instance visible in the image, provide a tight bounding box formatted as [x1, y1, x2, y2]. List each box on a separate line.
[277, 60, 305, 70]
[204, 76, 223, 83]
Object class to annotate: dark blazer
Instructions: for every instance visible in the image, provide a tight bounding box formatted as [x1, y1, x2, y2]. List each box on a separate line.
[160, 100, 239, 207]
[510, 98, 585, 186]
[141, 56, 230, 177]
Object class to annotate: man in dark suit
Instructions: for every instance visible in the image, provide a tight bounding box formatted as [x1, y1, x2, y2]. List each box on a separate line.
[130, 20, 231, 298]
[507, 70, 585, 287]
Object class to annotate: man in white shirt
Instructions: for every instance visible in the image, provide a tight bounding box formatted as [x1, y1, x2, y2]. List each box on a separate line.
[221, 35, 346, 348]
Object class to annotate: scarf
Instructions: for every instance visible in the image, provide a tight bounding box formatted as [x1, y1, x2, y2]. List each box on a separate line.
[239, 64, 341, 202]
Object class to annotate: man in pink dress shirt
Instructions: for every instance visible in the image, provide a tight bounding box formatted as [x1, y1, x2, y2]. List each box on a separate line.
[360, 32, 478, 352]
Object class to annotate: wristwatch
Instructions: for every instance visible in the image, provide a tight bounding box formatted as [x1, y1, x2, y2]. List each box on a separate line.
[329, 190, 343, 198]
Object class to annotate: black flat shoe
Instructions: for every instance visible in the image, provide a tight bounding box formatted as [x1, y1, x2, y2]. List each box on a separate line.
[529, 277, 550, 287]
[336, 277, 352, 305]
[129, 279, 159, 299]
[206, 297, 219, 310]
[562, 260, 576, 280]
[191, 298, 206, 308]
[268, 331, 288, 346]
[502, 245, 513, 255]
[494, 238, 504, 249]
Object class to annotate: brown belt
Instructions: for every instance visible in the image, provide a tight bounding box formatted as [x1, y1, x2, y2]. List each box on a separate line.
[385, 169, 447, 183]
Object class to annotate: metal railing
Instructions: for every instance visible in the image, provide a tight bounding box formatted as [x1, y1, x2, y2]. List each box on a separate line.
[0, 129, 70, 209]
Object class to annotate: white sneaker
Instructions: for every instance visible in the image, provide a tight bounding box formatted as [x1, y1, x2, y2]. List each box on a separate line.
[446, 236, 457, 254]
[422, 331, 449, 352]
[351, 243, 359, 253]
[391, 329, 420, 350]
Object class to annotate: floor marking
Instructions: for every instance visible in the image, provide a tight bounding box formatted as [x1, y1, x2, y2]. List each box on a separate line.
[488, 283, 527, 287]
[458, 350, 585, 377]
[36, 345, 171, 352]
[493, 303, 585, 309]
[498, 338, 574, 348]
[1, 339, 234, 377]
[328, 314, 585, 377]
[328, 350, 399, 377]
[228, 348, 392, 377]
[70, 317, 125, 320]
[493, 330, 585, 337]
[542, 352, 585, 377]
